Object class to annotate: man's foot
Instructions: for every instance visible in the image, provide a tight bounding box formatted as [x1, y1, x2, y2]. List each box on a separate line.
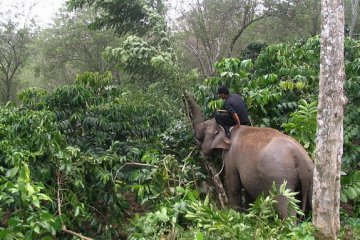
[225, 131, 231, 139]
[224, 137, 231, 144]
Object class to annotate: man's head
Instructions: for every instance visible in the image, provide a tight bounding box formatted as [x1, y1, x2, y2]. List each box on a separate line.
[218, 85, 229, 99]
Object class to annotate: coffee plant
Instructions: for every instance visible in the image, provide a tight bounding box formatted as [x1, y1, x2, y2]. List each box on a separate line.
[1, 36, 359, 239]
[191, 36, 360, 235]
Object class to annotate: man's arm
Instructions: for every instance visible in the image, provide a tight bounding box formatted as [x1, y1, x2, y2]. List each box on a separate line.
[232, 113, 241, 127]
[224, 99, 241, 127]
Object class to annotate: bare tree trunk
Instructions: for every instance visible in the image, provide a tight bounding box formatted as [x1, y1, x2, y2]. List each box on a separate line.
[313, 0, 346, 239]
[350, 0, 359, 38]
[310, 0, 321, 36]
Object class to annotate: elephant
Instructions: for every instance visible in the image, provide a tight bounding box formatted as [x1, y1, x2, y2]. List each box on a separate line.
[184, 93, 314, 219]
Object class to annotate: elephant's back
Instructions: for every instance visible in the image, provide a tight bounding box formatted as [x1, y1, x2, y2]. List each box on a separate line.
[233, 126, 285, 148]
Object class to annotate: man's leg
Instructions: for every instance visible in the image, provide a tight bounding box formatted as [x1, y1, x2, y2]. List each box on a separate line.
[215, 113, 235, 138]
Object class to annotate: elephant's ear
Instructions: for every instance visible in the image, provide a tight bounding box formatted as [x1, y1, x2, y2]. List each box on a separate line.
[210, 131, 231, 150]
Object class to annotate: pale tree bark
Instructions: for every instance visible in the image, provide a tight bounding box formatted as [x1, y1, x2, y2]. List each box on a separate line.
[350, 0, 359, 38]
[313, 0, 346, 239]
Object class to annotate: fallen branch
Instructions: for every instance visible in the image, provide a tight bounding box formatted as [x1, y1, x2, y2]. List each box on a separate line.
[62, 226, 94, 240]
[202, 156, 229, 208]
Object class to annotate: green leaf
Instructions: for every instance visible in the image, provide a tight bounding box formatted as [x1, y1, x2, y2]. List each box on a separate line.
[74, 206, 80, 217]
[195, 232, 204, 240]
[37, 193, 52, 202]
[41, 236, 55, 240]
[0, 229, 12, 239]
[346, 186, 358, 200]
[6, 166, 19, 177]
[32, 198, 40, 208]
[34, 225, 40, 234]
[25, 183, 35, 195]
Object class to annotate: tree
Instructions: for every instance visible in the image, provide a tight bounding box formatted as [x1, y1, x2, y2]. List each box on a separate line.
[0, 19, 33, 103]
[0, 1, 39, 103]
[32, 8, 121, 89]
[350, 0, 359, 38]
[313, 0, 346, 239]
[226, 0, 281, 57]
[66, 0, 177, 88]
[177, 0, 307, 77]
[178, 0, 233, 77]
[277, 0, 320, 37]
[66, 0, 166, 36]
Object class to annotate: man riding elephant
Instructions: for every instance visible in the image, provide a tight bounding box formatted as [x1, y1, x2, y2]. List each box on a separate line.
[215, 85, 251, 139]
[184, 91, 314, 219]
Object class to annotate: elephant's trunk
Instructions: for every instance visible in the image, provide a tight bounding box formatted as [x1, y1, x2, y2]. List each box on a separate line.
[183, 92, 205, 139]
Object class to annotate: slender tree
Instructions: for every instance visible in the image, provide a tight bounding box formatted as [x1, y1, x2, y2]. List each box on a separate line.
[226, 0, 277, 57]
[310, 0, 321, 36]
[0, 19, 32, 103]
[350, 0, 359, 38]
[179, 0, 271, 77]
[313, 0, 346, 239]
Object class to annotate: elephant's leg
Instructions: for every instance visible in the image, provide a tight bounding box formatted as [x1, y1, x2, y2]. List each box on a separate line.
[243, 190, 254, 209]
[276, 195, 296, 219]
[274, 182, 297, 219]
[225, 164, 243, 211]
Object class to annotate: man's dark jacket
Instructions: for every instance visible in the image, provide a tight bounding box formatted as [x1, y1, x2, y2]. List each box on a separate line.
[224, 93, 249, 124]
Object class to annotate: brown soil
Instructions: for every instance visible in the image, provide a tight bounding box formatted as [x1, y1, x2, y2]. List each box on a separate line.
[123, 191, 147, 217]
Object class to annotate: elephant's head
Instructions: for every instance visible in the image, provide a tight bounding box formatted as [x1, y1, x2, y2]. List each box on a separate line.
[184, 92, 231, 155]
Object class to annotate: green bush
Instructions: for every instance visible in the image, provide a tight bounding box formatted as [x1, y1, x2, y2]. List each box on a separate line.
[128, 182, 316, 240]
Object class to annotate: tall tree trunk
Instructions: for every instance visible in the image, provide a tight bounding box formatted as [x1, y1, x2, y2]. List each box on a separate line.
[313, 0, 346, 239]
[350, 0, 359, 38]
[310, 0, 321, 36]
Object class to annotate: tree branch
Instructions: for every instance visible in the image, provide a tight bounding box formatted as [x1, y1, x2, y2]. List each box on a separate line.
[184, 41, 207, 77]
[56, 169, 94, 240]
[62, 227, 94, 240]
[202, 156, 228, 208]
[227, 14, 270, 57]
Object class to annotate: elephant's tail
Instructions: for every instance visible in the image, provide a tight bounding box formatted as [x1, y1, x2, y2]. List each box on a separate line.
[298, 161, 313, 214]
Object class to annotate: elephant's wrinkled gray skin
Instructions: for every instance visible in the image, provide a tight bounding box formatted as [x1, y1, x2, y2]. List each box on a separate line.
[185, 93, 314, 218]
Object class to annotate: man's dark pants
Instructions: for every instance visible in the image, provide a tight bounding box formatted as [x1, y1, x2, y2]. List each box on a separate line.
[215, 113, 250, 138]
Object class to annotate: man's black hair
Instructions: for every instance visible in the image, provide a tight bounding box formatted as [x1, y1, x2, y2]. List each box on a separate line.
[218, 85, 229, 95]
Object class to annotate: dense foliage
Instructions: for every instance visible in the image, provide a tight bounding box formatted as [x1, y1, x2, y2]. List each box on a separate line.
[0, 71, 198, 239]
[1, 0, 360, 237]
[30, 9, 122, 89]
[189, 36, 360, 238]
[194, 37, 359, 168]
[67, 0, 166, 36]
[1, 35, 359, 239]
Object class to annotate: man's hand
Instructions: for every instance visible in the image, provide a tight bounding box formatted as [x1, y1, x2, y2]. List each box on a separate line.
[232, 113, 241, 128]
